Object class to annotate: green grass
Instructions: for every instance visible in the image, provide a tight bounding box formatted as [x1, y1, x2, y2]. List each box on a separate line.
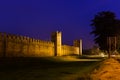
[0, 57, 103, 80]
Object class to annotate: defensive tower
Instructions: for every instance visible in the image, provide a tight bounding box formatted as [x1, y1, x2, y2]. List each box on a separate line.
[51, 31, 62, 56]
[74, 39, 82, 55]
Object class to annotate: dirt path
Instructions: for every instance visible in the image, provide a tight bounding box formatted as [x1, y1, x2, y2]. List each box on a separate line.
[89, 58, 120, 80]
[62, 58, 120, 80]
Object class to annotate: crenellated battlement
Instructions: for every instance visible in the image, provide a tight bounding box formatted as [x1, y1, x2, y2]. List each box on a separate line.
[0, 31, 82, 57]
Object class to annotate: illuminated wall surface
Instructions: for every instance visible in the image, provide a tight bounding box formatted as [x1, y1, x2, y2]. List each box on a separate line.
[0, 32, 82, 57]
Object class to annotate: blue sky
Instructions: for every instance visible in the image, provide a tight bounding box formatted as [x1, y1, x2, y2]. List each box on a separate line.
[0, 0, 120, 49]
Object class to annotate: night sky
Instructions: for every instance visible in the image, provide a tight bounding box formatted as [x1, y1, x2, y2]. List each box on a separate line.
[0, 0, 120, 49]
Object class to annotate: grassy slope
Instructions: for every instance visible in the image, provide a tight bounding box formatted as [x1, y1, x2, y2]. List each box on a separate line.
[0, 57, 103, 80]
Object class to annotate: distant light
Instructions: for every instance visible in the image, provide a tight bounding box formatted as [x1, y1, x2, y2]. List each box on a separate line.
[100, 52, 105, 57]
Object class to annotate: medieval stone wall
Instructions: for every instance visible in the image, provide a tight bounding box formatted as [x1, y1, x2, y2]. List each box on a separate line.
[0, 33, 54, 57]
[61, 45, 79, 56]
[0, 32, 81, 57]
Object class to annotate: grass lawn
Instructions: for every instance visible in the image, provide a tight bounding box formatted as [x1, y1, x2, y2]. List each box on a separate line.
[0, 56, 104, 80]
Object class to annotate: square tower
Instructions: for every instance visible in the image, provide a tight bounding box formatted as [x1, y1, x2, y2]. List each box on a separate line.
[74, 39, 82, 55]
[51, 31, 62, 56]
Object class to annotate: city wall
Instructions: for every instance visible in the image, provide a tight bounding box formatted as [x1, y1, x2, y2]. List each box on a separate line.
[0, 32, 81, 57]
[62, 45, 79, 56]
[0, 33, 54, 57]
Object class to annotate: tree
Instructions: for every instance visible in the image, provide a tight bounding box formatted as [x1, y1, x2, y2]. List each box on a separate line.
[90, 11, 120, 54]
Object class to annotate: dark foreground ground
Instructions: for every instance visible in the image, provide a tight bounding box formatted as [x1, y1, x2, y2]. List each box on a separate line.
[0, 56, 103, 80]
